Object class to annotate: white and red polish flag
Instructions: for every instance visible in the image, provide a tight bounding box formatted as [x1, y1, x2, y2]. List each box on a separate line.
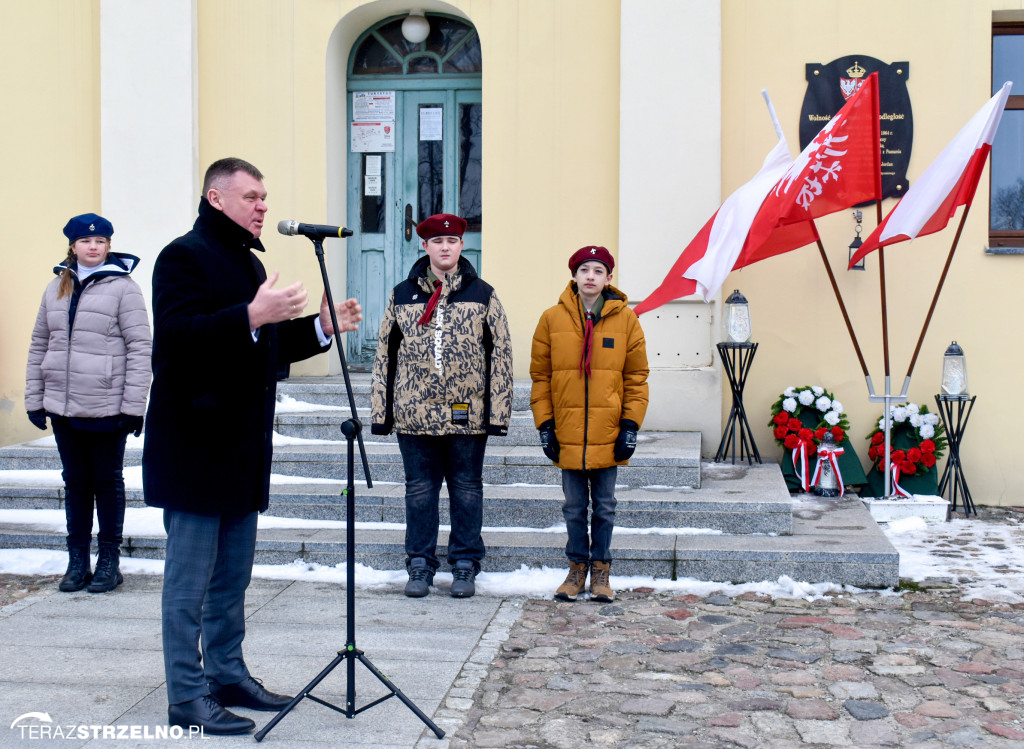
[633, 136, 795, 314]
[636, 73, 881, 314]
[849, 81, 1013, 269]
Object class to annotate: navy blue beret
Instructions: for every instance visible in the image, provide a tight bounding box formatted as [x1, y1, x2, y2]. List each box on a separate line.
[63, 213, 113, 243]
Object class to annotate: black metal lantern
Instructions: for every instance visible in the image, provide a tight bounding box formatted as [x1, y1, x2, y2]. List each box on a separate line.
[941, 340, 969, 398]
[722, 289, 751, 343]
[849, 209, 865, 271]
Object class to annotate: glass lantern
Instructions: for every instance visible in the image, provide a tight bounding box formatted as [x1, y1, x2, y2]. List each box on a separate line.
[941, 340, 968, 398]
[722, 289, 751, 343]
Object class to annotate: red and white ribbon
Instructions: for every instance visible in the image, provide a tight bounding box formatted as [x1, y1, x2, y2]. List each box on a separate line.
[811, 446, 845, 493]
[889, 462, 911, 498]
[791, 441, 813, 492]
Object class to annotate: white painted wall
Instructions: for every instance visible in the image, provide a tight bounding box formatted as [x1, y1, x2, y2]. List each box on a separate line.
[619, 0, 723, 451]
[100, 0, 198, 300]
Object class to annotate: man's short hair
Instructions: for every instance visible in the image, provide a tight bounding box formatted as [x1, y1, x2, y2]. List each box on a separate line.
[202, 157, 264, 195]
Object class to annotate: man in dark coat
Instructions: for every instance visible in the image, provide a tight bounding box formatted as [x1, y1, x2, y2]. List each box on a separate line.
[143, 157, 360, 735]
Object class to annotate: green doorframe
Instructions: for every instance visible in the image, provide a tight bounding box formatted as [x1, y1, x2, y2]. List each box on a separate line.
[344, 14, 482, 366]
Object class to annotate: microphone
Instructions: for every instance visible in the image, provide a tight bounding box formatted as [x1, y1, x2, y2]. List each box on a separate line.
[278, 220, 354, 239]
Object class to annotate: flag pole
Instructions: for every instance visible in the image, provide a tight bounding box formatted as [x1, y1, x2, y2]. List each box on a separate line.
[904, 203, 972, 382]
[815, 236, 870, 377]
[763, 90, 876, 377]
[873, 200, 900, 497]
[876, 201, 890, 380]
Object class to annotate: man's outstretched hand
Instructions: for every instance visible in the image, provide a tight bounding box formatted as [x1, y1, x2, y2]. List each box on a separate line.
[248, 270, 308, 331]
[320, 292, 362, 336]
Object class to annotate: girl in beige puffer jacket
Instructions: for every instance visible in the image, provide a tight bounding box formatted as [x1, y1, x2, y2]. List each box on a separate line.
[25, 213, 151, 594]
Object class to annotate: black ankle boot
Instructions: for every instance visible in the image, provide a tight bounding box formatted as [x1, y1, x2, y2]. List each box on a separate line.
[59, 545, 92, 592]
[88, 542, 123, 593]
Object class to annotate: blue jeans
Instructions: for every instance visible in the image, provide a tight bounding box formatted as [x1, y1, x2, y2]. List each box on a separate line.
[161, 509, 257, 704]
[51, 418, 128, 548]
[561, 467, 618, 564]
[397, 433, 487, 571]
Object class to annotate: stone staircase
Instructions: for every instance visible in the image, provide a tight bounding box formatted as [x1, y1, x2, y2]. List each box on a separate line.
[0, 375, 899, 586]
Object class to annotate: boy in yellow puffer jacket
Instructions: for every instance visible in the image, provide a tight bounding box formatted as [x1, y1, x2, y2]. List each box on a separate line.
[530, 246, 649, 602]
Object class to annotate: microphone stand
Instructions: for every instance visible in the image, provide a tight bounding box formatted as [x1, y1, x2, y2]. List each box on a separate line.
[256, 235, 444, 742]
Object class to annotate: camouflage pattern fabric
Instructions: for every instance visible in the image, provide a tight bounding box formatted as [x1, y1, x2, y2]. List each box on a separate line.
[370, 256, 513, 436]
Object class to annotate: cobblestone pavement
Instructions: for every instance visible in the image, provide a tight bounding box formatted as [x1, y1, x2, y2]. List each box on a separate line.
[4, 510, 1024, 748]
[448, 588, 1024, 748]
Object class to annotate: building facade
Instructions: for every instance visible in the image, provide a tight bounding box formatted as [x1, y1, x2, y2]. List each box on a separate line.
[2, 0, 1021, 505]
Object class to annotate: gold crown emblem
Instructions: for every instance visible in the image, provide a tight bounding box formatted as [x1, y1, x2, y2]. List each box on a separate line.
[846, 60, 866, 79]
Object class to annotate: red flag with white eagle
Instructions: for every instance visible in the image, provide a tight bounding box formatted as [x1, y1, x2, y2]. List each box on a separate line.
[635, 74, 881, 314]
[733, 71, 882, 270]
[849, 82, 1013, 268]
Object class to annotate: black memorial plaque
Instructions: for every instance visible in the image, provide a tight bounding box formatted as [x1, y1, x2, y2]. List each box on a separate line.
[801, 56, 912, 200]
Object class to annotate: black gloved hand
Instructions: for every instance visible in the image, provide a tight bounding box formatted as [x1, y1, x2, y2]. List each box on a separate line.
[614, 419, 639, 462]
[538, 419, 560, 463]
[120, 414, 144, 437]
[27, 410, 47, 431]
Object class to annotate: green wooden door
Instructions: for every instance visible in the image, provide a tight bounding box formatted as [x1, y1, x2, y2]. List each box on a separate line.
[345, 15, 482, 367]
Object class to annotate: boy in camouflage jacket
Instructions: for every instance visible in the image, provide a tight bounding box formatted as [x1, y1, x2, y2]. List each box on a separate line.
[371, 213, 513, 598]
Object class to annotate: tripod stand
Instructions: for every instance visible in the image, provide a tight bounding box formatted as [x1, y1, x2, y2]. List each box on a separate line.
[255, 235, 444, 742]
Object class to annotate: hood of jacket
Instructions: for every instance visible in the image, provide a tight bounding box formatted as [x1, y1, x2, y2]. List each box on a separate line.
[407, 254, 479, 288]
[53, 251, 142, 280]
[557, 281, 629, 327]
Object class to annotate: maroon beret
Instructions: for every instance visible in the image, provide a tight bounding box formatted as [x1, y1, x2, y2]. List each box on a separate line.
[569, 246, 614, 274]
[416, 213, 467, 240]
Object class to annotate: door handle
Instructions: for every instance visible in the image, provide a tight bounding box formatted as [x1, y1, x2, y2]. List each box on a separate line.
[405, 204, 415, 241]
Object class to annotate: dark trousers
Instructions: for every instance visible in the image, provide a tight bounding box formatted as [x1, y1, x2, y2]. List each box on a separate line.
[51, 419, 128, 548]
[161, 509, 257, 705]
[561, 466, 618, 564]
[397, 433, 487, 571]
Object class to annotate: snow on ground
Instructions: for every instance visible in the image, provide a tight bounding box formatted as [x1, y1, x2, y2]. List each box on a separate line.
[1, 505, 1022, 602]
[0, 468, 397, 491]
[883, 514, 1024, 604]
[273, 395, 346, 413]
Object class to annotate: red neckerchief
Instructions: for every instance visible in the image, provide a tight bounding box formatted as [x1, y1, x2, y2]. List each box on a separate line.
[417, 280, 443, 326]
[579, 310, 595, 376]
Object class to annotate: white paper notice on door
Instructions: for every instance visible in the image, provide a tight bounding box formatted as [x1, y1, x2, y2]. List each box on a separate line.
[351, 122, 395, 152]
[364, 175, 381, 196]
[365, 155, 382, 176]
[419, 107, 442, 141]
[353, 91, 396, 121]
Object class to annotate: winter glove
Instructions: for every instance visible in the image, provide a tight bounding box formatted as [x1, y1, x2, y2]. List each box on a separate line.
[27, 410, 47, 431]
[538, 419, 560, 463]
[614, 419, 639, 462]
[120, 414, 145, 438]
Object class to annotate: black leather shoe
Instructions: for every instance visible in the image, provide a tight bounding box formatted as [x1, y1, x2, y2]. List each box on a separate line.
[209, 676, 292, 711]
[168, 695, 254, 736]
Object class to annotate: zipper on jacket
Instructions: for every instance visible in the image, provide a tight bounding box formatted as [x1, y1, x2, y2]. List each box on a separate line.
[578, 297, 589, 469]
[63, 279, 80, 415]
[582, 369, 589, 469]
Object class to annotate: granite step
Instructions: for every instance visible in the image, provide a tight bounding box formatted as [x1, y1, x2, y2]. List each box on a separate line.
[0, 431, 703, 490]
[0, 461, 790, 535]
[0, 477, 896, 586]
[277, 374, 534, 412]
[275, 407, 542, 445]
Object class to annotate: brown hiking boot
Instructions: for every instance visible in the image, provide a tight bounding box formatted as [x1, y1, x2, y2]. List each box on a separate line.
[554, 562, 589, 601]
[589, 561, 614, 602]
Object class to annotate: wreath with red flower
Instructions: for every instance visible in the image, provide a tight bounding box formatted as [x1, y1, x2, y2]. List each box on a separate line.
[768, 385, 851, 451]
[865, 402, 947, 477]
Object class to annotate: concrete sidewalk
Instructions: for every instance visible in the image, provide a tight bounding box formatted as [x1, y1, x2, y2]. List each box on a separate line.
[0, 576, 519, 748]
